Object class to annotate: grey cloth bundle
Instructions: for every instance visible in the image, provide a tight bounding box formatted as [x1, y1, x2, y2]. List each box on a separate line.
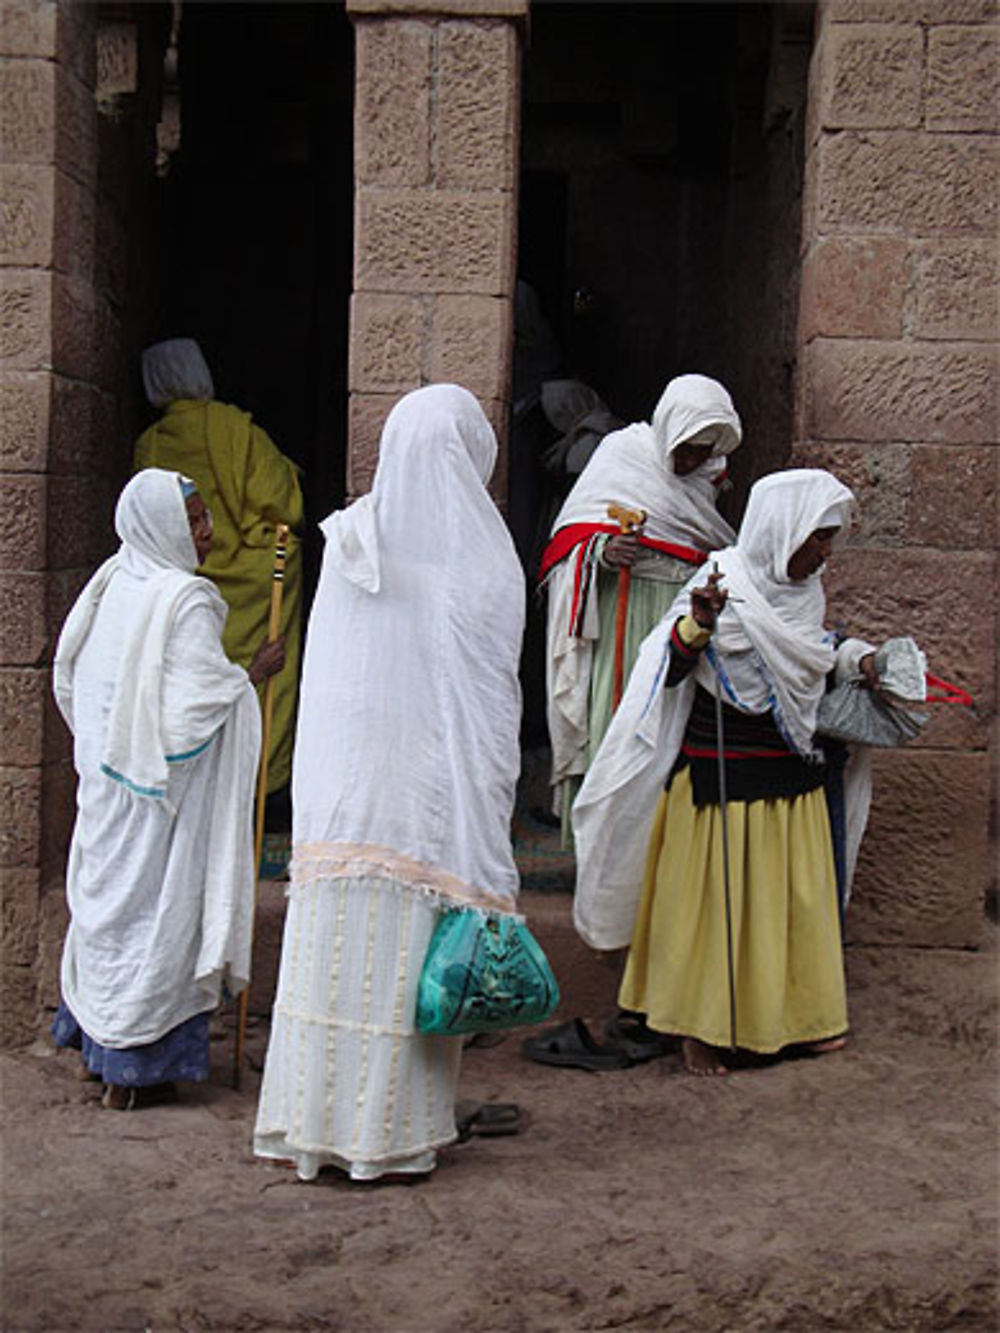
[817, 637, 929, 748]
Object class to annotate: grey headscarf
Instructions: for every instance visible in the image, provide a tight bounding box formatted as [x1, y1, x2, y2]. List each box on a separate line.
[142, 338, 215, 409]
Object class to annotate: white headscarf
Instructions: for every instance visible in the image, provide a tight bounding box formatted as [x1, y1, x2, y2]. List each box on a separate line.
[571, 467, 856, 949]
[142, 338, 215, 408]
[547, 372, 742, 554]
[54, 468, 231, 797]
[292, 384, 525, 909]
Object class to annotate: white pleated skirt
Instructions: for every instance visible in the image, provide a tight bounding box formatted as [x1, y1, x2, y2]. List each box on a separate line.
[253, 875, 461, 1181]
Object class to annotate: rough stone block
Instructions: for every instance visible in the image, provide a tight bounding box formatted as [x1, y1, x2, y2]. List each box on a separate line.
[349, 292, 423, 393]
[0, 58, 55, 163]
[0, 164, 54, 266]
[799, 236, 907, 341]
[356, 187, 514, 294]
[483, 395, 509, 508]
[436, 21, 519, 189]
[0, 963, 37, 1048]
[827, 0, 997, 20]
[0, 669, 45, 768]
[50, 272, 95, 381]
[928, 25, 999, 133]
[907, 444, 998, 550]
[56, 0, 97, 88]
[823, 546, 995, 750]
[0, 370, 50, 472]
[354, 20, 431, 186]
[53, 63, 98, 187]
[347, 391, 397, 494]
[53, 167, 96, 281]
[36, 878, 68, 1011]
[791, 441, 910, 546]
[0, 868, 40, 967]
[46, 473, 116, 570]
[0, 269, 52, 370]
[805, 339, 997, 445]
[96, 20, 138, 102]
[46, 567, 96, 650]
[348, 0, 528, 14]
[429, 294, 511, 401]
[40, 759, 76, 863]
[847, 749, 989, 948]
[0, 1, 57, 58]
[0, 573, 47, 666]
[0, 474, 45, 572]
[0, 766, 41, 869]
[910, 240, 1000, 341]
[43, 687, 72, 764]
[819, 23, 923, 130]
[817, 130, 998, 235]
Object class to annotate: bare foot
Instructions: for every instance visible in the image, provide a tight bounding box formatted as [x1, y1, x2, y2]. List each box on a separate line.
[804, 1034, 848, 1055]
[682, 1037, 728, 1076]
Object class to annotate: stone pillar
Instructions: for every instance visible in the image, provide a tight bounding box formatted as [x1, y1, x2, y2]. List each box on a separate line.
[346, 0, 527, 500]
[795, 0, 998, 946]
[0, 0, 107, 1044]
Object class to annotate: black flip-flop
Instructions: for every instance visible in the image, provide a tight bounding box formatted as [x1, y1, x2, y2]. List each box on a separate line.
[521, 1017, 631, 1072]
[455, 1101, 521, 1141]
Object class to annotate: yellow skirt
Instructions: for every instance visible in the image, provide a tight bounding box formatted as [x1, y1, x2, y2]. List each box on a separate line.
[619, 767, 848, 1054]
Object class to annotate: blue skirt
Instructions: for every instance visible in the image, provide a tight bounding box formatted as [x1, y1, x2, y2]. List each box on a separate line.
[51, 1001, 212, 1087]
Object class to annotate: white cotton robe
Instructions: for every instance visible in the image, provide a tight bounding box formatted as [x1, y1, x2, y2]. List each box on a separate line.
[254, 384, 525, 1182]
[54, 469, 261, 1049]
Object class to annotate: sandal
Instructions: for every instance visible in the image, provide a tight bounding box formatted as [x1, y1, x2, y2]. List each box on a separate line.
[455, 1101, 521, 1142]
[604, 1012, 674, 1064]
[522, 1017, 632, 1072]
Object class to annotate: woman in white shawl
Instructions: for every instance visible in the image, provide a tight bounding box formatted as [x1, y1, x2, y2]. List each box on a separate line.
[51, 469, 282, 1108]
[539, 374, 742, 836]
[254, 384, 525, 1182]
[573, 470, 876, 1075]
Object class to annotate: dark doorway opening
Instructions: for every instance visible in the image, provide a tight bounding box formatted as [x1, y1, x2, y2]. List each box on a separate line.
[154, 1, 354, 605]
[516, 0, 812, 750]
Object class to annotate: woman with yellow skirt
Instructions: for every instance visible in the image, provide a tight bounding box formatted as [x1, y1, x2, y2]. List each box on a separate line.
[573, 469, 878, 1076]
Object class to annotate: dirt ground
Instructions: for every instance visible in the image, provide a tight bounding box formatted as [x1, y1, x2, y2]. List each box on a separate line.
[2, 924, 997, 1333]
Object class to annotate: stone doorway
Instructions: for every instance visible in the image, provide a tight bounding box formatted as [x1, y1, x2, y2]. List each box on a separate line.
[152, 1, 354, 603]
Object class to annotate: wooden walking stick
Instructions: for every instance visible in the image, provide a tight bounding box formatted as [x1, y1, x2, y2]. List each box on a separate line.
[606, 503, 646, 710]
[233, 522, 289, 1089]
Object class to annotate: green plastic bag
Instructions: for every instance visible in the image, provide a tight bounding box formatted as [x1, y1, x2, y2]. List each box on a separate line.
[415, 908, 560, 1036]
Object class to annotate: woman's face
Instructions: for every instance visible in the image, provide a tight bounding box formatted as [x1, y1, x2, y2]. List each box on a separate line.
[787, 526, 838, 581]
[185, 492, 214, 563]
[672, 441, 714, 477]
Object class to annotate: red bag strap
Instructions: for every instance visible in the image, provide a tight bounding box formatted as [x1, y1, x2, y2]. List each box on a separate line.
[924, 672, 974, 707]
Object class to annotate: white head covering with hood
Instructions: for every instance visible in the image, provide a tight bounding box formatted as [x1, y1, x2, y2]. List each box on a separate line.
[142, 338, 215, 409]
[292, 384, 525, 911]
[53, 468, 261, 1046]
[544, 374, 743, 791]
[546, 373, 741, 554]
[571, 468, 858, 950]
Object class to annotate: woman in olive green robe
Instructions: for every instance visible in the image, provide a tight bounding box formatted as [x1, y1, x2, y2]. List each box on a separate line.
[135, 338, 302, 794]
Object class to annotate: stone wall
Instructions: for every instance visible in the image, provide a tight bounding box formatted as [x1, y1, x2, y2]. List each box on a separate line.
[346, 0, 527, 501]
[0, 0, 103, 1044]
[795, 0, 998, 945]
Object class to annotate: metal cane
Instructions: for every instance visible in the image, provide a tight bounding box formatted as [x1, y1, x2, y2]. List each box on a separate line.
[711, 562, 738, 1053]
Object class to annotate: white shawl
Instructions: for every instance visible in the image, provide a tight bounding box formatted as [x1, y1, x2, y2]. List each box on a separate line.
[292, 384, 525, 912]
[545, 374, 742, 789]
[572, 468, 861, 950]
[54, 469, 260, 1045]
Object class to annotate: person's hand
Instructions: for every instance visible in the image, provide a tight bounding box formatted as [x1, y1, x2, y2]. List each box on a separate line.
[858, 652, 881, 693]
[690, 570, 728, 630]
[604, 532, 642, 567]
[248, 635, 286, 685]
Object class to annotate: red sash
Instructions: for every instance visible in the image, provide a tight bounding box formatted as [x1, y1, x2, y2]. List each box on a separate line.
[538, 523, 708, 583]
